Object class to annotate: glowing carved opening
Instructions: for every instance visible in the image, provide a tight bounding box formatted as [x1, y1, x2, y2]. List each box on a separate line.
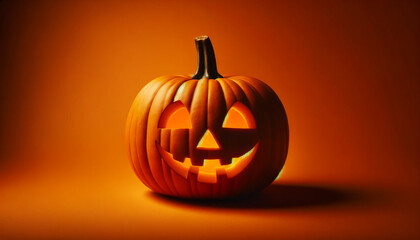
[158, 101, 192, 129]
[157, 101, 259, 184]
[197, 130, 220, 150]
[157, 142, 259, 184]
[222, 102, 256, 129]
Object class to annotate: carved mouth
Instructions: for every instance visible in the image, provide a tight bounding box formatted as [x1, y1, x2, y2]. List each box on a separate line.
[156, 142, 259, 184]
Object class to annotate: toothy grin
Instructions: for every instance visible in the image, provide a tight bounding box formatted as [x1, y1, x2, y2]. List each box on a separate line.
[156, 142, 259, 184]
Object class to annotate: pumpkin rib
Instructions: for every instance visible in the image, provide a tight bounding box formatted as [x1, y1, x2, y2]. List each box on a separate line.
[130, 77, 173, 192]
[147, 77, 188, 194]
[227, 77, 274, 195]
[171, 80, 198, 198]
[165, 79, 194, 196]
[128, 81, 163, 187]
[207, 79, 227, 198]
[225, 78, 260, 195]
[176, 74, 191, 78]
[189, 175, 199, 198]
[126, 94, 151, 188]
[189, 78, 210, 198]
[221, 78, 248, 197]
[167, 129, 190, 195]
[207, 80, 227, 130]
[133, 76, 182, 193]
[174, 80, 198, 111]
[135, 79, 171, 194]
[214, 78, 238, 198]
[230, 76, 287, 189]
[126, 92, 156, 189]
[216, 78, 236, 108]
[171, 80, 199, 197]
[170, 168, 192, 198]
[233, 76, 289, 183]
[160, 158, 178, 196]
[196, 181, 213, 199]
[160, 78, 191, 196]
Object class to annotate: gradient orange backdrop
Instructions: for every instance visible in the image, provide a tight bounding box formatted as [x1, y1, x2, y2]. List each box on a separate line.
[0, 0, 419, 239]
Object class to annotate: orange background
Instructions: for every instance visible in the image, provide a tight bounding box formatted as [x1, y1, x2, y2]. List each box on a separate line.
[0, 0, 419, 239]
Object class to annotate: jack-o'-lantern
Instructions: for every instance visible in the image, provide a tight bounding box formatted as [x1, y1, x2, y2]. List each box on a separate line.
[126, 36, 288, 199]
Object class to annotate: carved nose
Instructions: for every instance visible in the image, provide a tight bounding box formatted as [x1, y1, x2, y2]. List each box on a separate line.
[197, 130, 220, 150]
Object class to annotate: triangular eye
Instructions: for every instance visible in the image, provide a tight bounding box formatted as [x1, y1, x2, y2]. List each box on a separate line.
[222, 102, 256, 129]
[159, 101, 192, 129]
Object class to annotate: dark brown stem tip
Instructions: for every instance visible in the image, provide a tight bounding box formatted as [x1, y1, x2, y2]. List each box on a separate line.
[191, 35, 223, 80]
[195, 35, 209, 41]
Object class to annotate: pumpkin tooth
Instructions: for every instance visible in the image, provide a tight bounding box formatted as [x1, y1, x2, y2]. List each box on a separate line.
[197, 171, 217, 184]
[182, 157, 192, 167]
[197, 159, 220, 183]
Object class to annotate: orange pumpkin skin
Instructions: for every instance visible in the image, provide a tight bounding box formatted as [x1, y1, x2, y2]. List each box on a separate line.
[126, 37, 288, 199]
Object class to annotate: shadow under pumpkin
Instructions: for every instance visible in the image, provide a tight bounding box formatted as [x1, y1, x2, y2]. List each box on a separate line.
[147, 183, 384, 209]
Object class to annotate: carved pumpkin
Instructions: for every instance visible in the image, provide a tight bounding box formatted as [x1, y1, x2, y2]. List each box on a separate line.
[126, 36, 288, 198]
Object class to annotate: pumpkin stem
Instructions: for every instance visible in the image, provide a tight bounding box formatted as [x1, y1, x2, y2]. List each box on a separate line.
[192, 36, 223, 79]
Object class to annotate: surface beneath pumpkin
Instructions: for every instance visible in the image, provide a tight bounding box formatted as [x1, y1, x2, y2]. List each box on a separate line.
[0, 151, 418, 240]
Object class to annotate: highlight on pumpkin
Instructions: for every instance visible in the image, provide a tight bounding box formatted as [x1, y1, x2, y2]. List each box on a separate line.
[222, 102, 256, 129]
[158, 101, 192, 129]
[275, 168, 284, 181]
[197, 130, 220, 150]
